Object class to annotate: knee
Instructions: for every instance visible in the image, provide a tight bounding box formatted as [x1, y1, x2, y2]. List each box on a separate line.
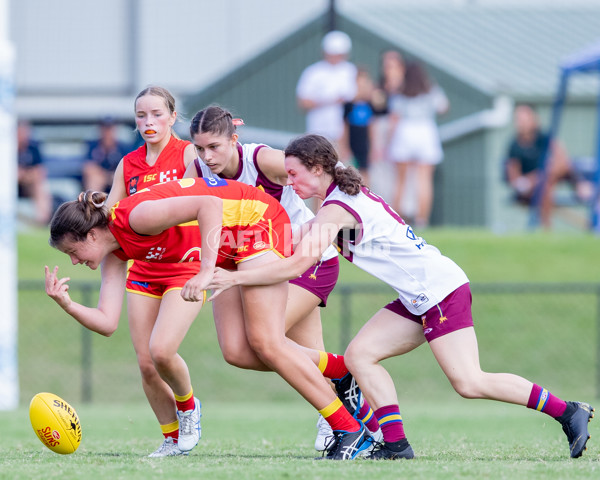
[148, 342, 174, 371]
[344, 340, 372, 375]
[221, 347, 254, 369]
[137, 355, 161, 383]
[246, 335, 280, 366]
[449, 375, 484, 399]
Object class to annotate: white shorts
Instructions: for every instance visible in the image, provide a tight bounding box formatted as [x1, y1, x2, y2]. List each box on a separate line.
[389, 120, 443, 165]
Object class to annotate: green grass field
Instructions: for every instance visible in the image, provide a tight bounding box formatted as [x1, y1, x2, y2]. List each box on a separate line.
[2, 400, 598, 480]
[7, 227, 600, 478]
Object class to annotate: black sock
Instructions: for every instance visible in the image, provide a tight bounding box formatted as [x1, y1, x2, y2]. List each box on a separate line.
[385, 439, 410, 451]
[557, 401, 577, 423]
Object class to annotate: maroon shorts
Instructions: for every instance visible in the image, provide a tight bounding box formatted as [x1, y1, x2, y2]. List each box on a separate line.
[384, 283, 473, 342]
[290, 256, 339, 307]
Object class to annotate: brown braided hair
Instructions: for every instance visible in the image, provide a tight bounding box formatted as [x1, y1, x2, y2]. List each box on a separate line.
[284, 134, 364, 196]
[190, 105, 237, 138]
[49, 191, 109, 247]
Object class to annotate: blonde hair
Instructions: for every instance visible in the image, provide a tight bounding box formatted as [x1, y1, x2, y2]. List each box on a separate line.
[135, 85, 181, 139]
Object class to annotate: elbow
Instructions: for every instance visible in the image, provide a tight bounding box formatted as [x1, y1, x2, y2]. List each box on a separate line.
[100, 318, 120, 337]
[100, 325, 118, 337]
[103, 328, 117, 338]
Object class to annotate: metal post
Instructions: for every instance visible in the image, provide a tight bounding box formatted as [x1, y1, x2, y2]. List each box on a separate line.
[591, 67, 600, 232]
[327, 0, 336, 32]
[597, 286, 600, 399]
[81, 284, 93, 403]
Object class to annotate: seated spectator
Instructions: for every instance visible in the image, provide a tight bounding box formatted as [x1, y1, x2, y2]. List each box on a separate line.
[17, 119, 52, 226]
[505, 103, 593, 229]
[82, 117, 130, 192]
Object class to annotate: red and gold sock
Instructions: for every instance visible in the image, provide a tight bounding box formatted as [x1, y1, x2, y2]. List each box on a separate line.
[174, 390, 196, 412]
[319, 397, 360, 432]
[317, 351, 349, 380]
[527, 384, 567, 418]
[160, 420, 179, 442]
[375, 404, 406, 442]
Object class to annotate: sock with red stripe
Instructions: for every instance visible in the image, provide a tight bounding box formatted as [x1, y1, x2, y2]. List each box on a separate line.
[160, 420, 179, 443]
[319, 398, 361, 433]
[317, 351, 348, 380]
[375, 404, 406, 442]
[174, 389, 196, 412]
[527, 384, 567, 418]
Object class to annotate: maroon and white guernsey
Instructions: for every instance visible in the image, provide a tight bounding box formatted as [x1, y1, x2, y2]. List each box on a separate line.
[323, 183, 468, 315]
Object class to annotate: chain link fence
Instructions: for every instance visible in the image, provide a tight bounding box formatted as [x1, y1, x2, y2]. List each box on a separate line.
[18, 281, 600, 406]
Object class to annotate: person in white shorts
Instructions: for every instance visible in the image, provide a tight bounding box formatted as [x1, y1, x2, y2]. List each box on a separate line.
[387, 61, 449, 228]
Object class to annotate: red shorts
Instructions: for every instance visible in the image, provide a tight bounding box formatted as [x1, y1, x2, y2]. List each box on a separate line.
[217, 216, 292, 270]
[290, 256, 339, 307]
[384, 283, 473, 342]
[126, 260, 201, 299]
[126, 279, 206, 302]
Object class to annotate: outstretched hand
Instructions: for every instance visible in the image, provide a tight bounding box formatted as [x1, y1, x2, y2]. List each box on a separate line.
[206, 267, 237, 302]
[44, 265, 72, 311]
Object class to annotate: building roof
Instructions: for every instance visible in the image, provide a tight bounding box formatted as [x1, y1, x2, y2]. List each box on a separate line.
[339, 2, 600, 98]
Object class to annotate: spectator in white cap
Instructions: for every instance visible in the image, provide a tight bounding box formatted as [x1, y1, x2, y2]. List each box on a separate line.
[296, 30, 357, 158]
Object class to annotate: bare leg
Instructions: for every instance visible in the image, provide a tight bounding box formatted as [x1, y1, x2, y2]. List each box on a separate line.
[214, 282, 326, 369]
[127, 293, 176, 425]
[429, 327, 532, 404]
[392, 162, 410, 217]
[213, 285, 271, 371]
[147, 289, 204, 396]
[344, 308, 426, 410]
[415, 163, 436, 228]
[237, 253, 338, 410]
[285, 284, 325, 350]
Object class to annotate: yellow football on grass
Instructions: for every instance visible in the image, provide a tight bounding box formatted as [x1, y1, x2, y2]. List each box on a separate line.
[29, 392, 82, 454]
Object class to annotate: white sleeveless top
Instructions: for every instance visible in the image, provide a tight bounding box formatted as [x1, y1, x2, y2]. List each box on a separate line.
[194, 143, 338, 262]
[323, 184, 468, 314]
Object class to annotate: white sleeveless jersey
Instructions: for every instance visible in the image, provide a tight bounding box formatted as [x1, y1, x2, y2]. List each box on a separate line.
[323, 185, 469, 315]
[195, 143, 338, 261]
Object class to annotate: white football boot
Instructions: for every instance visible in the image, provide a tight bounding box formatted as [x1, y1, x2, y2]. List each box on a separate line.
[358, 426, 384, 457]
[148, 437, 188, 457]
[177, 397, 202, 452]
[315, 414, 334, 451]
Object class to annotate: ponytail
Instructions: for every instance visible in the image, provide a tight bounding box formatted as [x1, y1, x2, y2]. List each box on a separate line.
[49, 191, 109, 247]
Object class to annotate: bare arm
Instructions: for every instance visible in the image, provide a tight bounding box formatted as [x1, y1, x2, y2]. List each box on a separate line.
[183, 157, 200, 179]
[128, 195, 224, 301]
[207, 204, 355, 299]
[44, 254, 127, 337]
[255, 147, 287, 186]
[182, 143, 198, 169]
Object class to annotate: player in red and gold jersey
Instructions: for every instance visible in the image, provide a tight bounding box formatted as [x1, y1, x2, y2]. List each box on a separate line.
[45, 182, 369, 459]
[102, 86, 202, 457]
[107, 178, 291, 269]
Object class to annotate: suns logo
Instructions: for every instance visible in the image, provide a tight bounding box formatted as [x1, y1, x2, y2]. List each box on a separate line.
[179, 247, 201, 263]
